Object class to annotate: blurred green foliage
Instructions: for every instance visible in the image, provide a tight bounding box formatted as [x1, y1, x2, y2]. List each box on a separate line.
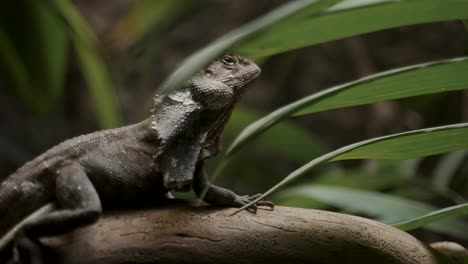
[1, 0, 467, 242]
[0, 0, 120, 128]
[161, 0, 468, 239]
[0, 1, 68, 114]
[226, 58, 468, 156]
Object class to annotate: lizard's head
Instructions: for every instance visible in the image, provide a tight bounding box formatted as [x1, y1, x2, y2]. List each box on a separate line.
[194, 54, 261, 158]
[204, 54, 261, 90]
[151, 54, 261, 192]
[186, 54, 261, 111]
[153, 54, 260, 111]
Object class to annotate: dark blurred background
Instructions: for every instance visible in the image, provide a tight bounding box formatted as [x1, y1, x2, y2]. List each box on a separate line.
[1, 0, 467, 245]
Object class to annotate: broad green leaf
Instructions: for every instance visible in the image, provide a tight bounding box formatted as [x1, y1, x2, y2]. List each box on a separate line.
[233, 123, 468, 214]
[158, 0, 468, 94]
[277, 185, 468, 239]
[159, 0, 341, 94]
[234, 0, 468, 56]
[393, 203, 468, 232]
[53, 0, 121, 128]
[226, 57, 468, 157]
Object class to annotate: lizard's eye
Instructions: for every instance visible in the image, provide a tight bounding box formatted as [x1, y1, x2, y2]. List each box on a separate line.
[222, 55, 236, 66]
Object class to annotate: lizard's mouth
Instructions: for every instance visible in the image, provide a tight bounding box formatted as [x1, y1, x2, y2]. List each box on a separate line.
[163, 173, 192, 192]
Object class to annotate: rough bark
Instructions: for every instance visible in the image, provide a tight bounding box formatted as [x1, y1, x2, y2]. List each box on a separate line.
[39, 200, 461, 264]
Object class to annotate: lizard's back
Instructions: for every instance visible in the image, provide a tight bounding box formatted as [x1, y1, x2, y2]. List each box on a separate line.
[0, 124, 139, 235]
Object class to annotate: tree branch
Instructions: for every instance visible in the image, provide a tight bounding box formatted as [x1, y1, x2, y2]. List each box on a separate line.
[40, 200, 463, 264]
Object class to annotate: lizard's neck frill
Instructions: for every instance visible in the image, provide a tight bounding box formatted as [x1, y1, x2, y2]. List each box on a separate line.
[149, 92, 203, 147]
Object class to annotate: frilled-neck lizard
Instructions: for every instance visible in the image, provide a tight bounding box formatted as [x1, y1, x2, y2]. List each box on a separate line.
[0, 54, 273, 263]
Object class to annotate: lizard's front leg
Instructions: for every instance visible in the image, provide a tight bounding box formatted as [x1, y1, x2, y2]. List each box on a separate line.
[15, 163, 102, 264]
[192, 161, 274, 213]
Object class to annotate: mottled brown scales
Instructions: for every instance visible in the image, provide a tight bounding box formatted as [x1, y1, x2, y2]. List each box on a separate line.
[0, 54, 273, 264]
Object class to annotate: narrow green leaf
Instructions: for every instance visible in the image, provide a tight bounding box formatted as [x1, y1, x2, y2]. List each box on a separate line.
[393, 203, 468, 232]
[34, 1, 68, 104]
[0, 1, 68, 113]
[74, 45, 121, 128]
[0, 26, 37, 110]
[277, 185, 468, 239]
[232, 123, 468, 214]
[332, 125, 468, 161]
[224, 109, 327, 163]
[53, 0, 121, 128]
[432, 150, 468, 191]
[52, 0, 97, 46]
[234, 0, 468, 56]
[226, 57, 468, 157]
[159, 0, 341, 94]
[211, 108, 328, 182]
[110, 0, 203, 51]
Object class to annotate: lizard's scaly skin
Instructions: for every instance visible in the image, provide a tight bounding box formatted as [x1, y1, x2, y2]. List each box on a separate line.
[0, 123, 151, 235]
[0, 55, 271, 263]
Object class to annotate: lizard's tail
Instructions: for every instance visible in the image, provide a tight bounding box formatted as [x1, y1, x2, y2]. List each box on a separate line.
[0, 203, 55, 251]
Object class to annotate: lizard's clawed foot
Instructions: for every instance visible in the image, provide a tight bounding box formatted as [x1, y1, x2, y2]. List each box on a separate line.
[234, 193, 274, 213]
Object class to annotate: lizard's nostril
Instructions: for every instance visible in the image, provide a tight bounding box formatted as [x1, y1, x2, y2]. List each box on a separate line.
[253, 69, 261, 78]
[204, 69, 213, 77]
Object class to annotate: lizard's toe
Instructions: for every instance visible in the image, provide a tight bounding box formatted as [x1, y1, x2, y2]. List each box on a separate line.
[245, 194, 274, 210]
[255, 200, 274, 210]
[234, 194, 274, 213]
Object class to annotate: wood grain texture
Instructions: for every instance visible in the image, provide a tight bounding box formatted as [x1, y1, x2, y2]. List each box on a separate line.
[41, 200, 452, 264]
